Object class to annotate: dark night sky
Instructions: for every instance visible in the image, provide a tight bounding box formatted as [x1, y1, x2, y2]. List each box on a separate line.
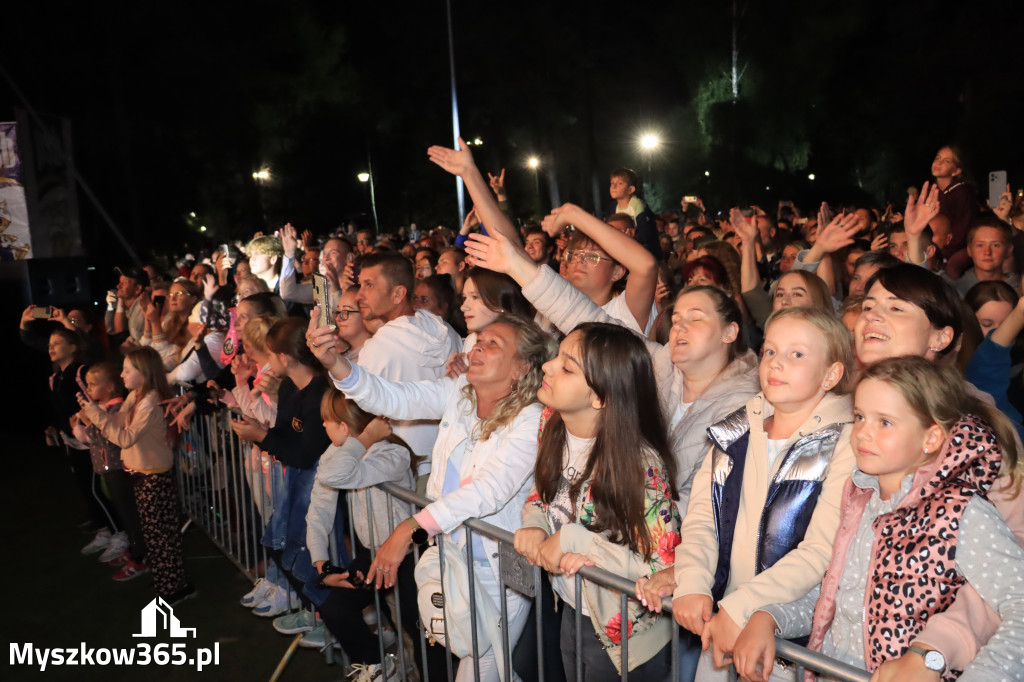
[4, 0, 1024, 263]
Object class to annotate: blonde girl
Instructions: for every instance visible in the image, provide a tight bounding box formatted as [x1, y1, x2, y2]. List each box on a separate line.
[673, 307, 856, 681]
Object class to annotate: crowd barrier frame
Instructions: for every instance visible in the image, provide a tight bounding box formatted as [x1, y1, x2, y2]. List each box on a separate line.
[175, 408, 871, 682]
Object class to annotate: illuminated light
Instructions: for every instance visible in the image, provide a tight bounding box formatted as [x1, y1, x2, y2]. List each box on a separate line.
[472, 137, 483, 146]
[200, 226, 207, 232]
[527, 157, 539, 169]
[765, 186, 771, 191]
[357, 173, 370, 182]
[704, 170, 710, 177]
[640, 134, 660, 150]
[189, 212, 196, 218]
[808, 173, 816, 181]
[253, 169, 270, 181]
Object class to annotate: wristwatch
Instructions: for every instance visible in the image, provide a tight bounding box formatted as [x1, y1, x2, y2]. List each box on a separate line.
[406, 517, 429, 545]
[908, 645, 945, 673]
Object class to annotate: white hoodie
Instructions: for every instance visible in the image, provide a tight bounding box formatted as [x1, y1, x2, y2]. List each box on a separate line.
[358, 309, 462, 474]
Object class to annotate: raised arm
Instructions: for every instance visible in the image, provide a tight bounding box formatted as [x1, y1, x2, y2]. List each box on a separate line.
[427, 138, 521, 245]
[732, 208, 763, 293]
[543, 202, 657, 331]
[904, 181, 941, 266]
[797, 210, 861, 296]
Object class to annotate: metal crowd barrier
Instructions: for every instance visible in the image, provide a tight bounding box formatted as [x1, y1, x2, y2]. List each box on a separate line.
[175, 408, 870, 682]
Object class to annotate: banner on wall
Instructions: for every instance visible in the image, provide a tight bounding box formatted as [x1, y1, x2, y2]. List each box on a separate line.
[0, 122, 32, 260]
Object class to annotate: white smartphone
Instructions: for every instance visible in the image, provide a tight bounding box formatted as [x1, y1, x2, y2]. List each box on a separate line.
[989, 170, 1008, 211]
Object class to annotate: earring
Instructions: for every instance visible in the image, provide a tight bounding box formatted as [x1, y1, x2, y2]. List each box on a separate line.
[927, 346, 941, 353]
[510, 378, 519, 392]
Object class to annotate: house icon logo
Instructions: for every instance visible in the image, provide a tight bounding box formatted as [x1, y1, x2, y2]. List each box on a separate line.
[133, 597, 197, 638]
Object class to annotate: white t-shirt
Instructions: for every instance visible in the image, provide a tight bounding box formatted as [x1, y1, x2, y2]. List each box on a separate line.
[765, 437, 788, 471]
[601, 293, 657, 337]
[550, 432, 596, 614]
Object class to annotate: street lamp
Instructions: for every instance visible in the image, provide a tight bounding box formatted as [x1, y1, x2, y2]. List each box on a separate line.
[252, 169, 270, 181]
[527, 156, 539, 169]
[358, 171, 380, 235]
[253, 168, 271, 225]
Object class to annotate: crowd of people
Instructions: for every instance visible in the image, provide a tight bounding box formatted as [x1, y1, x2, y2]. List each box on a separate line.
[20, 139, 1024, 682]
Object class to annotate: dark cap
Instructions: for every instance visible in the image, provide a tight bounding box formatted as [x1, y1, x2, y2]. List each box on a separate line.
[115, 265, 150, 287]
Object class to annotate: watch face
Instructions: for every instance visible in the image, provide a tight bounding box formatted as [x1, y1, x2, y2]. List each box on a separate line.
[924, 650, 944, 671]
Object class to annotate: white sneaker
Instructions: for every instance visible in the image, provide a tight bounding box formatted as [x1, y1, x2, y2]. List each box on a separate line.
[253, 584, 289, 617]
[348, 653, 397, 681]
[98, 532, 128, 563]
[81, 528, 112, 555]
[240, 578, 272, 608]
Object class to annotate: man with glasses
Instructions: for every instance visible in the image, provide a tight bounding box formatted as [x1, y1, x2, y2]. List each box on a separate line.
[552, 203, 658, 335]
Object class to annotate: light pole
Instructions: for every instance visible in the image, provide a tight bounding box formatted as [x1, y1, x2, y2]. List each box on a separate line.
[252, 168, 271, 226]
[358, 170, 379, 236]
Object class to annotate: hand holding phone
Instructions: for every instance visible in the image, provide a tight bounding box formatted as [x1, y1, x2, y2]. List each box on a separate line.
[311, 273, 331, 328]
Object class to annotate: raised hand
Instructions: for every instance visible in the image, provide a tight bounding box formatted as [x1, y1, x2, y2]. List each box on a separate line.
[461, 206, 480, 236]
[306, 307, 348, 377]
[301, 229, 315, 250]
[540, 203, 582, 237]
[730, 208, 758, 245]
[465, 231, 523, 276]
[488, 168, 506, 199]
[203, 273, 218, 301]
[427, 137, 477, 178]
[870, 232, 889, 252]
[814, 213, 861, 254]
[991, 184, 1012, 222]
[904, 181, 941, 237]
[280, 223, 299, 257]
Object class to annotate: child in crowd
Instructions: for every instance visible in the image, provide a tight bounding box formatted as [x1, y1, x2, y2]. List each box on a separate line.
[306, 387, 423, 681]
[230, 318, 332, 632]
[734, 357, 1024, 681]
[515, 322, 682, 681]
[673, 308, 856, 681]
[71, 362, 146, 571]
[78, 347, 193, 603]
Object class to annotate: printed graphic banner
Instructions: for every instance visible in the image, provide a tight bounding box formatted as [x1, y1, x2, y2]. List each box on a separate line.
[0, 122, 32, 260]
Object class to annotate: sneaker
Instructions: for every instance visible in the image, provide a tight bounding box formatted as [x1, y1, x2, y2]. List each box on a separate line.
[107, 551, 132, 567]
[240, 578, 273, 608]
[348, 653, 397, 681]
[297, 623, 336, 650]
[272, 610, 316, 635]
[81, 528, 112, 555]
[112, 560, 149, 582]
[253, 584, 289, 618]
[165, 583, 198, 606]
[98, 532, 128, 563]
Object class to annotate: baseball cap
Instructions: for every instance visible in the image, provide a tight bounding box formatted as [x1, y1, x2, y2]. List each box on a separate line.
[115, 265, 150, 287]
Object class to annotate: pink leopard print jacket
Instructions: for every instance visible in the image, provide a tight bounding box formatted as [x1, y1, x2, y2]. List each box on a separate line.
[806, 415, 1003, 681]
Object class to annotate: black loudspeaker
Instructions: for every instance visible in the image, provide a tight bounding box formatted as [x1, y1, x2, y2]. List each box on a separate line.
[0, 257, 92, 308]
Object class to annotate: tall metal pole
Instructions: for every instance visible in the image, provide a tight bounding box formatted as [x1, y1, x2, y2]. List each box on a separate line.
[367, 153, 380, 235]
[446, 0, 466, 226]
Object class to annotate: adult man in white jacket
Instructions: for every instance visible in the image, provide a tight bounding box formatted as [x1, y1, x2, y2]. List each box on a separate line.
[354, 252, 462, 483]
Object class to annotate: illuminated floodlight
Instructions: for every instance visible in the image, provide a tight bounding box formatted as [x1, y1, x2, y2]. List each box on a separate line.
[639, 134, 660, 150]
[808, 173, 816, 181]
[704, 170, 710, 177]
[472, 137, 483, 146]
[252, 169, 271, 181]
[357, 172, 370, 182]
[200, 225, 207, 232]
[527, 157, 540, 169]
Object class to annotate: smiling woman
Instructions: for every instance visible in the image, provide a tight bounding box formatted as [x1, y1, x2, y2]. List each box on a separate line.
[306, 311, 556, 682]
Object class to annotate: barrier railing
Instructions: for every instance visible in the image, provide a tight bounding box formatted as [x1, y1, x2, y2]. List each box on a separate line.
[175, 408, 870, 682]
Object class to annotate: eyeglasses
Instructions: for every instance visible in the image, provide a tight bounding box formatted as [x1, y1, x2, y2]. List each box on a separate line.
[562, 249, 611, 266]
[357, 238, 371, 244]
[169, 292, 192, 299]
[301, 257, 319, 264]
[335, 308, 360, 321]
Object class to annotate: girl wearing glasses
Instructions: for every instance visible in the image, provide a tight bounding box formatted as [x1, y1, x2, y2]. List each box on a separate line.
[334, 286, 371, 362]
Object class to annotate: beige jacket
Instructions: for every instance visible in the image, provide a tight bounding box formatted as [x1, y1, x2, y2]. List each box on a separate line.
[82, 391, 174, 473]
[672, 391, 855, 627]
